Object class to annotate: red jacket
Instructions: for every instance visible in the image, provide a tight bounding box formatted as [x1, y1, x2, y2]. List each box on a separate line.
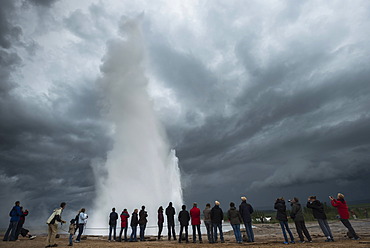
[331, 199, 349, 219]
[120, 211, 130, 228]
[190, 207, 201, 225]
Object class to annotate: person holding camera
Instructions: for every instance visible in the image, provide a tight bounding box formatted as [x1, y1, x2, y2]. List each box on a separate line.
[330, 193, 360, 240]
[290, 197, 312, 243]
[75, 208, 88, 243]
[307, 196, 334, 242]
[274, 197, 295, 244]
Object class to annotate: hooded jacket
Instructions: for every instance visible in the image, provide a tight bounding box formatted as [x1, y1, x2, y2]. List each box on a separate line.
[120, 211, 130, 228]
[306, 200, 327, 219]
[331, 199, 350, 219]
[228, 207, 243, 225]
[130, 212, 139, 227]
[290, 202, 304, 222]
[274, 199, 288, 221]
[165, 204, 176, 224]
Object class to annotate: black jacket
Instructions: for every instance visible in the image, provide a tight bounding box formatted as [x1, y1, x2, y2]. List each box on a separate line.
[306, 200, 327, 219]
[239, 201, 254, 223]
[165, 205, 176, 224]
[138, 210, 148, 225]
[210, 205, 224, 224]
[290, 202, 304, 222]
[274, 199, 288, 221]
[109, 211, 118, 226]
[130, 212, 139, 227]
[178, 210, 190, 226]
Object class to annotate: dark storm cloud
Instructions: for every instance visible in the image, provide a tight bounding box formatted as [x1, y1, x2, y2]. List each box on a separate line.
[28, 0, 59, 7]
[146, 2, 370, 207]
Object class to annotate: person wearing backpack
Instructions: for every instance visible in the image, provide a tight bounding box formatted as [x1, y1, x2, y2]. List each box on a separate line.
[75, 208, 88, 243]
[46, 202, 66, 247]
[3, 201, 22, 241]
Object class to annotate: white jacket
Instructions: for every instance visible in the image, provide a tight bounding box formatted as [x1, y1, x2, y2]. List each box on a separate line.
[79, 212, 88, 225]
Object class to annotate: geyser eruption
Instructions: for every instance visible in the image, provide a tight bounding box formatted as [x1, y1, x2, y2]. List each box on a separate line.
[90, 17, 183, 233]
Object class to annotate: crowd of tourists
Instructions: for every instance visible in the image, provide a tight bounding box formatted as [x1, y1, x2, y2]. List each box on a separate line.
[3, 193, 362, 247]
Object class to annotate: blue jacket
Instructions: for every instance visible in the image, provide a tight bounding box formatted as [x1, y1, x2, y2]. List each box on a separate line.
[10, 205, 22, 222]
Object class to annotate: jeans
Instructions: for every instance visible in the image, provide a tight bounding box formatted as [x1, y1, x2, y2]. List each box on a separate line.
[279, 221, 294, 242]
[69, 234, 73, 245]
[192, 224, 202, 242]
[167, 221, 176, 240]
[294, 220, 311, 241]
[340, 219, 359, 239]
[231, 224, 242, 242]
[213, 223, 224, 242]
[3, 221, 18, 241]
[204, 221, 214, 243]
[139, 224, 146, 241]
[178, 225, 188, 242]
[129, 226, 137, 241]
[317, 219, 333, 239]
[76, 224, 84, 241]
[119, 226, 128, 241]
[158, 223, 163, 239]
[244, 221, 254, 242]
[109, 224, 116, 240]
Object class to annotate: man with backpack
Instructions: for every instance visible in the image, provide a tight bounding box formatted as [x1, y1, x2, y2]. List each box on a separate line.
[46, 202, 67, 247]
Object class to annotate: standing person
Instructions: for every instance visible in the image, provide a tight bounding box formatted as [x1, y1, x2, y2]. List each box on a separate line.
[290, 197, 312, 243]
[157, 206, 164, 240]
[330, 193, 360, 240]
[211, 201, 225, 243]
[239, 196, 254, 242]
[129, 209, 139, 242]
[165, 202, 176, 240]
[228, 202, 243, 244]
[15, 207, 30, 240]
[108, 208, 118, 242]
[274, 197, 295, 244]
[46, 202, 67, 248]
[68, 219, 76, 246]
[178, 205, 190, 243]
[75, 208, 88, 243]
[203, 203, 214, 243]
[139, 206, 148, 241]
[119, 209, 130, 242]
[190, 202, 202, 243]
[3, 201, 22, 242]
[307, 196, 334, 242]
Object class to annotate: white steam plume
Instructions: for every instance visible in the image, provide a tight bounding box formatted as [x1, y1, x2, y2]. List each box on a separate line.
[90, 16, 183, 233]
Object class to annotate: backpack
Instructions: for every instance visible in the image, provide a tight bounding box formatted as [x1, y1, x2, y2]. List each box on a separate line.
[75, 213, 79, 225]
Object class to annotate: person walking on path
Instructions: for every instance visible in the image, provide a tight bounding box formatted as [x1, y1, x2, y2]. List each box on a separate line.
[119, 209, 130, 242]
[290, 197, 312, 243]
[165, 202, 176, 240]
[157, 206, 164, 240]
[75, 208, 88, 243]
[139, 206, 148, 241]
[46, 202, 66, 247]
[3, 201, 22, 242]
[228, 202, 243, 244]
[203, 203, 214, 243]
[178, 205, 190, 243]
[307, 196, 334, 242]
[330, 193, 360, 240]
[190, 202, 202, 243]
[211, 201, 225, 243]
[274, 197, 295, 244]
[68, 219, 76, 246]
[108, 208, 118, 241]
[129, 209, 139, 242]
[239, 196, 254, 242]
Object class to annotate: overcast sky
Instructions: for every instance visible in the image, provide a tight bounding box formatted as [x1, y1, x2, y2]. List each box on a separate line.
[1, 0, 370, 227]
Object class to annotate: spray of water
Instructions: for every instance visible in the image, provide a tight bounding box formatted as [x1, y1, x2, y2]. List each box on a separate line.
[89, 17, 183, 234]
